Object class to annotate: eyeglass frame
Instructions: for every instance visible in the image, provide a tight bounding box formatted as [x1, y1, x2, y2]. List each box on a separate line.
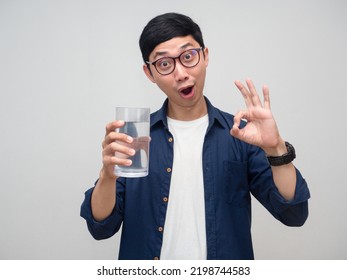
[145, 47, 204, 75]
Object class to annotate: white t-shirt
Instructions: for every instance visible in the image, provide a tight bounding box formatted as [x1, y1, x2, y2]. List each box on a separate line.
[160, 114, 209, 260]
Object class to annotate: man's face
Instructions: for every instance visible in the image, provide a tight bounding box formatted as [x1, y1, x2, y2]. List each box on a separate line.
[143, 35, 209, 114]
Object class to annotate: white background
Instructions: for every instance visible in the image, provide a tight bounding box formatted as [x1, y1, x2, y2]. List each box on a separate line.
[0, 0, 346, 259]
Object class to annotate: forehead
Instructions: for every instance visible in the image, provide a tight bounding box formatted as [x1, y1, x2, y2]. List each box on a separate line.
[149, 35, 199, 60]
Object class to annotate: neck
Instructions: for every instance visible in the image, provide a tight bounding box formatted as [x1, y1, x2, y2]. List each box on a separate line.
[167, 96, 208, 121]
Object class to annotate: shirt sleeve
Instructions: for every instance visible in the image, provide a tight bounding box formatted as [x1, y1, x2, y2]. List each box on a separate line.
[248, 145, 311, 226]
[80, 180, 125, 240]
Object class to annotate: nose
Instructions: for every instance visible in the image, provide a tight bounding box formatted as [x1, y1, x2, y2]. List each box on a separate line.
[173, 59, 189, 82]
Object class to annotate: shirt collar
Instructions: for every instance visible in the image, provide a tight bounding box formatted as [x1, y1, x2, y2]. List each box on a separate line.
[150, 96, 230, 130]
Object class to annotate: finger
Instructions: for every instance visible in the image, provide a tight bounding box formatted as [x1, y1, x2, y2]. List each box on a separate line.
[103, 121, 124, 147]
[234, 80, 251, 107]
[245, 78, 262, 107]
[133, 136, 151, 152]
[103, 154, 132, 167]
[231, 110, 249, 130]
[231, 111, 248, 138]
[105, 120, 125, 137]
[103, 130, 133, 148]
[103, 142, 134, 167]
[262, 85, 271, 110]
[235, 110, 251, 121]
[104, 141, 135, 158]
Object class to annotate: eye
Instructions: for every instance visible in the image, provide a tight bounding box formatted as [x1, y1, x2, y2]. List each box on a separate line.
[156, 58, 173, 69]
[182, 50, 196, 61]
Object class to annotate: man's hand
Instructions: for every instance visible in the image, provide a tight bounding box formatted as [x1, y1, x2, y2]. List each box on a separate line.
[101, 120, 135, 180]
[92, 120, 136, 221]
[231, 78, 286, 156]
[101, 121, 150, 180]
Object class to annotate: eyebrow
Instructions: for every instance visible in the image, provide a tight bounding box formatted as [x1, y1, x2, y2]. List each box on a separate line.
[152, 42, 195, 60]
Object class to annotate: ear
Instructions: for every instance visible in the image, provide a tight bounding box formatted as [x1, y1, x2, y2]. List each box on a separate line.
[203, 47, 209, 67]
[143, 64, 156, 83]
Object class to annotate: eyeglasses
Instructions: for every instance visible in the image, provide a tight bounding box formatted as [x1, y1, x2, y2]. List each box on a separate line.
[146, 47, 203, 75]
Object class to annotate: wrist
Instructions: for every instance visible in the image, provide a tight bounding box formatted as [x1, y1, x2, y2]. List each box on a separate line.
[99, 167, 117, 184]
[263, 139, 287, 157]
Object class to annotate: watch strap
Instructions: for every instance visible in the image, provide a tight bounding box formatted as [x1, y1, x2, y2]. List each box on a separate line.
[267, 141, 296, 166]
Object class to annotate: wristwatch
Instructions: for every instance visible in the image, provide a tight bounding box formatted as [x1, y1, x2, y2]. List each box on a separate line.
[267, 141, 296, 166]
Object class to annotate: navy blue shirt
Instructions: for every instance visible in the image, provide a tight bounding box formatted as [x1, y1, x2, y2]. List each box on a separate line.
[80, 97, 310, 260]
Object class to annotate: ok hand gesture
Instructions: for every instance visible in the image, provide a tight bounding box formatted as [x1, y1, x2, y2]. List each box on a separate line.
[231, 79, 285, 155]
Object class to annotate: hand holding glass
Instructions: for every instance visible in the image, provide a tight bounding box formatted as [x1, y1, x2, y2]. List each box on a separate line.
[114, 107, 150, 177]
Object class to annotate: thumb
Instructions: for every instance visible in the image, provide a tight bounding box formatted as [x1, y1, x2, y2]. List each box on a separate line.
[230, 123, 240, 137]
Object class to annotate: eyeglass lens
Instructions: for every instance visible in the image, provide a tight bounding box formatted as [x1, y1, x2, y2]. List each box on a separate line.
[154, 48, 201, 75]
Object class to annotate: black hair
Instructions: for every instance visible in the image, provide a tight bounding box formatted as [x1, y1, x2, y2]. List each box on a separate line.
[139, 12, 205, 63]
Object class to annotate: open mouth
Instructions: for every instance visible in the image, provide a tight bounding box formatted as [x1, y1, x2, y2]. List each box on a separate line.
[180, 86, 193, 95]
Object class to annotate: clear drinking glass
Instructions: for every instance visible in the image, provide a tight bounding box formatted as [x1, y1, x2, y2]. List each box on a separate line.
[114, 107, 150, 177]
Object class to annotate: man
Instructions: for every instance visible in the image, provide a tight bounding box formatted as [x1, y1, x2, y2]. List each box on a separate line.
[81, 12, 310, 260]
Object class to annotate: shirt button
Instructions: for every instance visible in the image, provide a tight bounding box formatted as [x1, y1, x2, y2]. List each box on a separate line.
[166, 167, 172, 173]
[163, 197, 168, 202]
[168, 137, 173, 142]
[158, 226, 164, 232]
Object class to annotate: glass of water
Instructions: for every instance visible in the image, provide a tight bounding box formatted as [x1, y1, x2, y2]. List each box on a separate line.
[114, 107, 150, 178]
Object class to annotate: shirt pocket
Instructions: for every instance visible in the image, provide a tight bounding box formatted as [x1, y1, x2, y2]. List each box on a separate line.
[223, 160, 250, 207]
